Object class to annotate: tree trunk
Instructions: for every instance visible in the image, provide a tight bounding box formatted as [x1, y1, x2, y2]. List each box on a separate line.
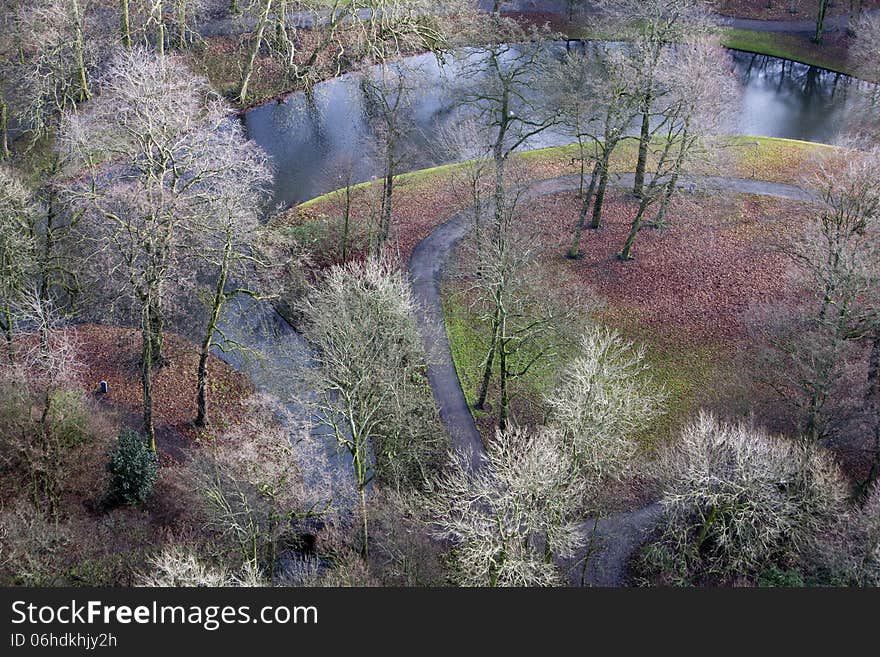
[238, 0, 273, 104]
[476, 304, 501, 409]
[341, 183, 352, 260]
[155, 0, 166, 56]
[619, 195, 651, 260]
[652, 178, 677, 228]
[0, 95, 9, 160]
[814, 0, 830, 43]
[71, 0, 90, 101]
[379, 135, 395, 245]
[120, 0, 132, 50]
[177, 1, 189, 50]
[352, 435, 370, 560]
[147, 291, 166, 366]
[142, 305, 156, 452]
[195, 237, 232, 428]
[493, 146, 506, 239]
[568, 160, 600, 259]
[577, 137, 586, 197]
[498, 334, 509, 431]
[39, 197, 55, 306]
[589, 155, 611, 230]
[652, 131, 690, 228]
[2, 303, 14, 364]
[633, 97, 651, 198]
[491, 86, 510, 240]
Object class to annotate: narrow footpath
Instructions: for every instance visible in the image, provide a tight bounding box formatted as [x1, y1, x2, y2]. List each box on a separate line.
[408, 172, 812, 585]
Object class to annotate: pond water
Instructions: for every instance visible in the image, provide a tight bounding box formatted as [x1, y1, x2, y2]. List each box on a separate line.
[244, 43, 872, 208]
[234, 42, 873, 514]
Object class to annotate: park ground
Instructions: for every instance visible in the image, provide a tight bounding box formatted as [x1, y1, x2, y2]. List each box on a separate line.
[181, 1, 878, 109]
[0, 326, 251, 585]
[278, 136, 873, 502]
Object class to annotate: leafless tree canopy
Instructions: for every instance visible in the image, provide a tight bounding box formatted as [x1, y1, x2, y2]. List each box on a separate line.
[646, 412, 849, 584]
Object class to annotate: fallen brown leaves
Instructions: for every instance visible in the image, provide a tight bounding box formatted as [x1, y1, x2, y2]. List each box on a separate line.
[713, 0, 880, 21]
[69, 324, 252, 458]
[522, 189, 807, 348]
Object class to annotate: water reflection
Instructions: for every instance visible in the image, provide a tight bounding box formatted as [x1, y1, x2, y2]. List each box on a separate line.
[245, 44, 874, 207]
[731, 50, 868, 143]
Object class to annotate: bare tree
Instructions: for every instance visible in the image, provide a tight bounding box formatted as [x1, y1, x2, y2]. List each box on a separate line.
[618, 38, 739, 260]
[359, 61, 425, 250]
[454, 20, 560, 242]
[13, 0, 104, 140]
[756, 149, 880, 445]
[848, 0, 868, 36]
[423, 426, 586, 587]
[60, 50, 262, 449]
[190, 397, 332, 577]
[298, 257, 444, 559]
[457, 165, 579, 429]
[0, 499, 72, 585]
[597, 0, 711, 199]
[645, 412, 849, 585]
[0, 5, 17, 159]
[849, 482, 880, 585]
[0, 167, 39, 361]
[544, 44, 640, 257]
[187, 123, 273, 428]
[0, 293, 85, 519]
[545, 327, 665, 485]
[813, 480, 880, 585]
[270, 0, 353, 92]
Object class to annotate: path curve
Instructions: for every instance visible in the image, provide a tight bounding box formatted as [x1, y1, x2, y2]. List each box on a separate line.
[408, 171, 813, 586]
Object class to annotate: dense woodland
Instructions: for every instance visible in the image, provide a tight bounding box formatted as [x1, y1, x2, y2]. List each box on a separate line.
[1, 0, 879, 587]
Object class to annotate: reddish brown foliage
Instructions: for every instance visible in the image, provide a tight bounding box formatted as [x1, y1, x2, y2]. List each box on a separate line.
[712, 0, 880, 21]
[70, 325, 252, 459]
[521, 190, 807, 347]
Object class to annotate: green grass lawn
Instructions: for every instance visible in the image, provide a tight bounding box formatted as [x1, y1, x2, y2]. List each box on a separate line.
[442, 280, 725, 451]
[283, 136, 830, 447]
[560, 19, 862, 79]
[719, 28, 855, 75]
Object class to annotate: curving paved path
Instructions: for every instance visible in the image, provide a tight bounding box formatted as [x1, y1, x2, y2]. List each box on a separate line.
[408, 171, 814, 586]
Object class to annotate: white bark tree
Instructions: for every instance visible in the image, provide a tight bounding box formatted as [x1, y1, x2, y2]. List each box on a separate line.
[545, 327, 665, 485]
[647, 412, 849, 584]
[298, 257, 443, 559]
[423, 426, 586, 587]
[60, 49, 269, 449]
